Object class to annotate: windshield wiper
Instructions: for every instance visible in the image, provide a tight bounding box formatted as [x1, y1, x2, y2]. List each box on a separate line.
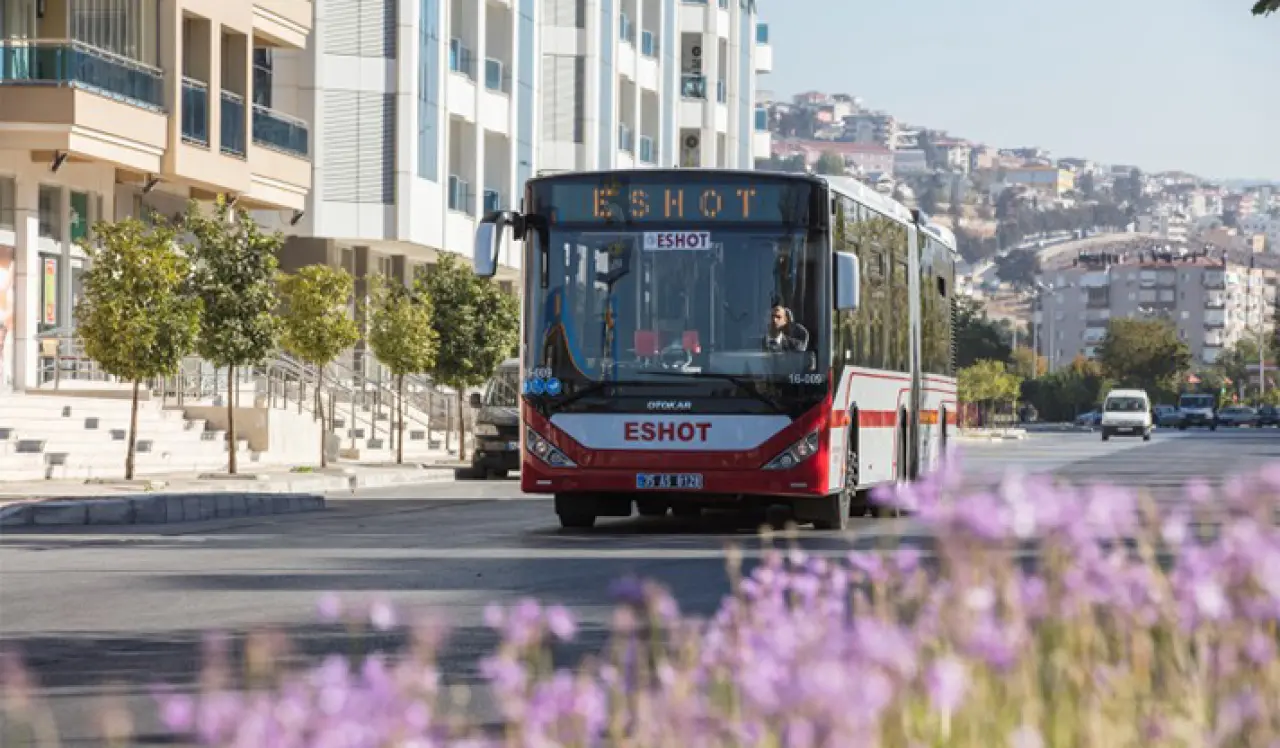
[636, 369, 788, 414]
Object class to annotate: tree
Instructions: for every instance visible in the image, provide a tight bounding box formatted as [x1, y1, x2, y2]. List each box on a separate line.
[1097, 318, 1191, 401]
[1255, 0, 1278, 16]
[421, 254, 520, 455]
[958, 360, 1022, 424]
[75, 218, 201, 480]
[278, 265, 360, 468]
[994, 249, 1040, 288]
[1010, 346, 1046, 379]
[1078, 172, 1096, 199]
[185, 196, 282, 474]
[365, 274, 439, 464]
[813, 151, 846, 176]
[954, 295, 1012, 369]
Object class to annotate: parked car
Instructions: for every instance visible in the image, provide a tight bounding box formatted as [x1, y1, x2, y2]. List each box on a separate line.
[1153, 404, 1181, 428]
[1216, 406, 1259, 428]
[1075, 409, 1102, 428]
[1258, 405, 1280, 427]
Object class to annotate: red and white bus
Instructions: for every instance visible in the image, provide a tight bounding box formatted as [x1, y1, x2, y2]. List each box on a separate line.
[473, 169, 956, 530]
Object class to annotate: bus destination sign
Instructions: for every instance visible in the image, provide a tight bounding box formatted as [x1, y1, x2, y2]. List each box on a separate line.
[540, 178, 811, 225]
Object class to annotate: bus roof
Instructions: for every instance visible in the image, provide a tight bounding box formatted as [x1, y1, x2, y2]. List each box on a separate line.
[526, 168, 957, 254]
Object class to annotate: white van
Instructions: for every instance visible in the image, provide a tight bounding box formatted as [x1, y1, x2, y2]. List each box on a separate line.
[1101, 388, 1153, 442]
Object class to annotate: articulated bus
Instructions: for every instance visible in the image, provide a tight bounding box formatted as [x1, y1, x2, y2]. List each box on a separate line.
[473, 169, 956, 530]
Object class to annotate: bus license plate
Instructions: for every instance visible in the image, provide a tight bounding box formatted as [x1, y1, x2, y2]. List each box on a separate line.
[636, 473, 704, 490]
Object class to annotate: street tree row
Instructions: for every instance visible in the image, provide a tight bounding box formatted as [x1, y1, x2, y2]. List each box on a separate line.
[74, 198, 517, 479]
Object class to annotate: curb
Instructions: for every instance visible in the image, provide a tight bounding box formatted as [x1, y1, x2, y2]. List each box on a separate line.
[0, 466, 457, 528]
[0, 492, 326, 528]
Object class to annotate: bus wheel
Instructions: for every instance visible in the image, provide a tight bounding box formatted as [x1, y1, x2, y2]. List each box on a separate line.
[813, 448, 855, 530]
[555, 494, 597, 530]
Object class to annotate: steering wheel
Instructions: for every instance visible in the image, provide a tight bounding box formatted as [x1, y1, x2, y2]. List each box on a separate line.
[660, 344, 693, 369]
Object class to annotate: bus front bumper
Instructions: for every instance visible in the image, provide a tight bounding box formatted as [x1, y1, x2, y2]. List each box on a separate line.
[520, 460, 831, 499]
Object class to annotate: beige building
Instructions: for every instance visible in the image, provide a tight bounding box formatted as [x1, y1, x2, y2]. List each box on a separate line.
[0, 0, 313, 392]
[1034, 250, 1278, 369]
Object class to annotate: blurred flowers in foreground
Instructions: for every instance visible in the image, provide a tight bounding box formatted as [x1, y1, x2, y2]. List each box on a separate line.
[4, 455, 1280, 747]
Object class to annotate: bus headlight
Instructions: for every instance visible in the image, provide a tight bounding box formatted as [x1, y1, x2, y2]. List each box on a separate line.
[762, 431, 821, 471]
[526, 426, 577, 468]
[475, 424, 500, 437]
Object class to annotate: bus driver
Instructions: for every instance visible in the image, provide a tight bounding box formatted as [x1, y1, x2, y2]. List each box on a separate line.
[765, 305, 809, 352]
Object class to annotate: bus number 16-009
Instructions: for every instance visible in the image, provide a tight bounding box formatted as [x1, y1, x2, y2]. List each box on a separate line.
[789, 373, 827, 385]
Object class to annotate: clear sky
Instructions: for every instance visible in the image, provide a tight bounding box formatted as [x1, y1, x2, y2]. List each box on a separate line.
[763, 0, 1280, 182]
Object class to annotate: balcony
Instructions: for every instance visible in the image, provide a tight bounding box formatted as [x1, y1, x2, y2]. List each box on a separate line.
[181, 78, 209, 146]
[483, 189, 502, 214]
[619, 14, 634, 44]
[754, 107, 768, 131]
[0, 40, 164, 111]
[252, 104, 309, 157]
[449, 38, 475, 79]
[638, 135, 654, 164]
[484, 58, 508, 93]
[715, 79, 726, 103]
[1204, 271, 1226, 289]
[448, 174, 472, 213]
[221, 91, 246, 158]
[618, 123, 634, 153]
[681, 74, 706, 99]
[640, 30, 657, 57]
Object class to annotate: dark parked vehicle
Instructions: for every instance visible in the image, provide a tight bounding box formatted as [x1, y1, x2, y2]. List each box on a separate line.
[1075, 409, 1102, 428]
[1216, 406, 1259, 428]
[1258, 405, 1280, 427]
[467, 358, 521, 479]
[1153, 405, 1181, 428]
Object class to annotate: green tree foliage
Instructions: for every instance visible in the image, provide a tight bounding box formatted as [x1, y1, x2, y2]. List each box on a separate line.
[994, 249, 1041, 288]
[185, 196, 282, 474]
[958, 359, 1022, 422]
[1021, 356, 1111, 421]
[75, 218, 202, 480]
[1097, 318, 1191, 401]
[1218, 333, 1273, 401]
[954, 295, 1012, 369]
[365, 274, 439, 464]
[813, 152, 846, 176]
[1255, 0, 1278, 16]
[1010, 347, 1046, 379]
[422, 254, 520, 453]
[278, 265, 360, 468]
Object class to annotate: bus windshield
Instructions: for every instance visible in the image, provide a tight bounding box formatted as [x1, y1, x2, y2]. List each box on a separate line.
[523, 173, 828, 386]
[484, 366, 520, 407]
[1180, 394, 1215, 409]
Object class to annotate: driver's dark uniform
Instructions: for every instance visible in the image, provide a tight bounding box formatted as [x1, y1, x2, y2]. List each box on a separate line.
[766, 325, 809, 352]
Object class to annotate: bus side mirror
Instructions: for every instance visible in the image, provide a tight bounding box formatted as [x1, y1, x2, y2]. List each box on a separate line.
[474, 210, 522, 278]
[835, 253, 860, 311]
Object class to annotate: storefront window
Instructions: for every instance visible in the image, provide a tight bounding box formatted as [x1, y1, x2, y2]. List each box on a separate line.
[70, 191, 90, 244]
[38, 185, 62, 240]
[0, 177, 15, 231]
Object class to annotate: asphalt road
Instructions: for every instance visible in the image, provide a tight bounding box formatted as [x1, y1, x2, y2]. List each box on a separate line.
[2, 427, 1278, 744]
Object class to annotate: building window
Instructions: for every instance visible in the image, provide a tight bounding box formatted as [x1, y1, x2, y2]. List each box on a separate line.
[38, 254, 60, 331]
[252, 48, 273, 107]
[0, 176, 15, 230]
[418, 0, 441, 180]
[38, 185, 61, 240]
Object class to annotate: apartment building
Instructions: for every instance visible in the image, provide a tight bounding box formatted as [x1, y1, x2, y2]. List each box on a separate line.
[1034, 250, 1278, 369]
[1137, 210, 1190, 244]
[841, 112, 898, 150]
[1004, 166, 1075, 196]
[1, 0, 313, 392]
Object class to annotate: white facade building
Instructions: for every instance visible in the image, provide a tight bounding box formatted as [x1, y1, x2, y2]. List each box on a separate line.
[268, 0, 538, 283]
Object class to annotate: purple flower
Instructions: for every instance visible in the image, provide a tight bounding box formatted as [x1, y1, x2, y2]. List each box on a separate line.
[609, 576, 646, 606]
[1009, 724, 1044, 748]
[369, 599, 397, 631]
[924, 656, 968, 713]
[545, 605, 577, 641]
[317, 593, 343, 623]
[157, 693, 196, 732]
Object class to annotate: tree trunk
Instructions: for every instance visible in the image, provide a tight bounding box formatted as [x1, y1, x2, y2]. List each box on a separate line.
[125, 379, 140, 480]
[457, 389, 466, 461]
[227, 365, 238, 475]
[317, 366, 328, 468]
[396, 374, 405, 465]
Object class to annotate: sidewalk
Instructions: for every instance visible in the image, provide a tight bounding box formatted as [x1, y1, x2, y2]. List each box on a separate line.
[0, 460, 463, 529]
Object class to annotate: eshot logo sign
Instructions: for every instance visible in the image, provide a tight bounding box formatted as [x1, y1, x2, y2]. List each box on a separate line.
[643, 232, 712, 251]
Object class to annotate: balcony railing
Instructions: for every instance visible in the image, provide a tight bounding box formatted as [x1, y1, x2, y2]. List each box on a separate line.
[681, 74, 706, 99]
[0, 39, 164, 111]
[483, 189, 502, 214]
[252, 104, 309, 157]
[448, 175, 472, 213]
[640, 30, 656, 57]
[618, 123, 634, 153]
[220, 91, 246, 158]
[181, 77, 209, 146]
[638, 135, 654, 164]
[484, 58, 508, 93]
[449, 38, 475, 79]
